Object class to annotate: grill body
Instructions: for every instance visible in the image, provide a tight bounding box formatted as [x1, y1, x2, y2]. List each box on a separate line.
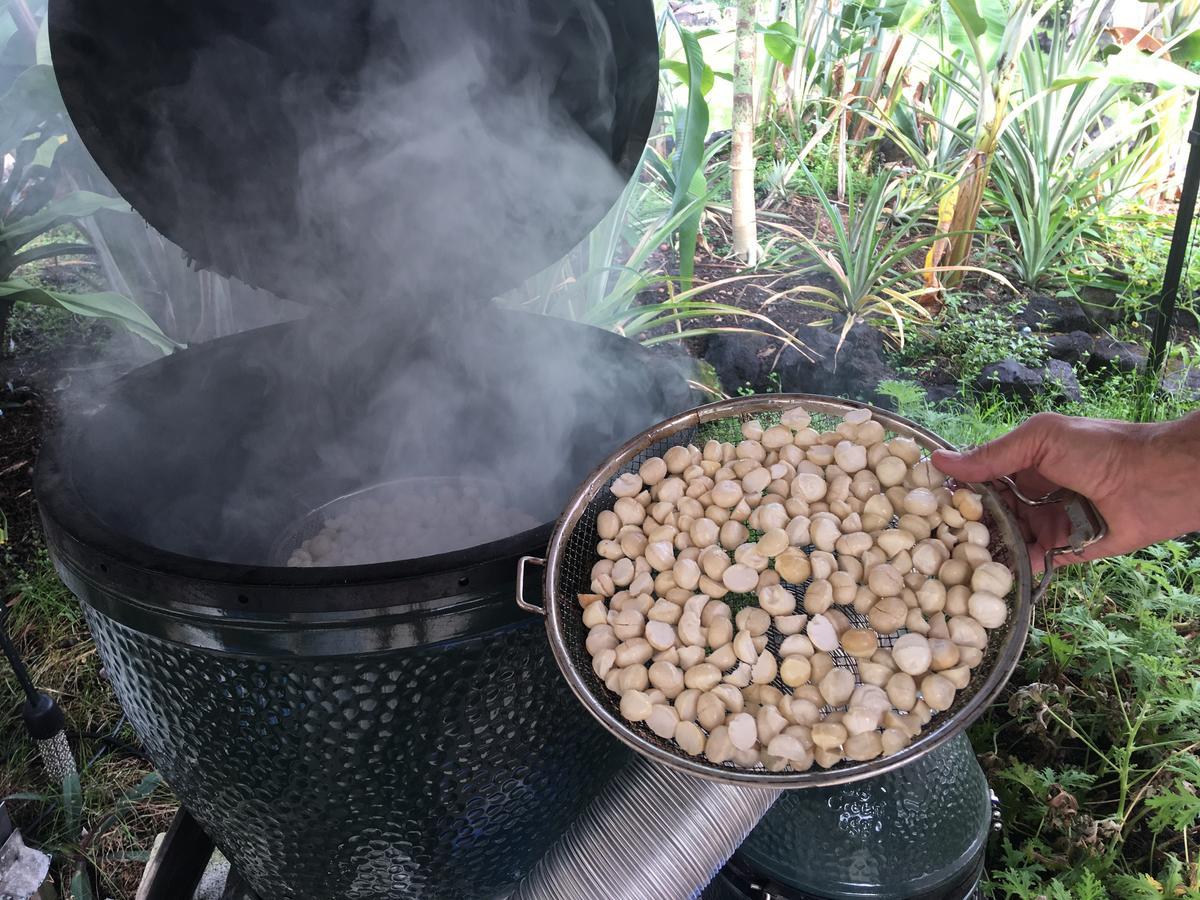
[726, 733, 991, 899]
[74, 602, 626, 899]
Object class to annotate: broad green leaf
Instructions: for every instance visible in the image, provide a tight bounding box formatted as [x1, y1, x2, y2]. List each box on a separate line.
[660, 58, 715, 95]
[62, 771, 82, 835]
[34, 5, 50, 66]
[1173, 28, 1200, 64]
[31, 132, 64, 168]
[677, 169, 707, 287]
[71, 865, 94, 900]
[896, 0, 934, 31]
[4, 190, 130, 246]
[839, 1, 865, 30]
[943, 0, 1007, 68]
[118, 772, 164, 809]
[0, 280, 182, 353]
[852, 0, 921, 29]
[945, 0, 986, 39]
[668, 27, 710, 219]
[0, 64, 58, 148]
[1050, 48, 1200, 90]
[759, 21, 798, 65]
[877, 0, 910, 29]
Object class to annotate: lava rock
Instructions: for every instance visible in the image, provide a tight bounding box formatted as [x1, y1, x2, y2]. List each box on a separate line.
[1017, 293, 1095, 334]
[706, 324, 901, 402]
[1046, 331, 1094, 365]
[921, 383, 960, 406]
[975, 358, 1081, 402]
[779, 324, 899, 404]
[1163, 367, 1200, 401]
[1089, 338, 1147, 373]
[1043, 358, 1083, 402]
[704, 332, 785, 394]
[975, 359, 1045, 401]
[1074, 285, 1125, 326]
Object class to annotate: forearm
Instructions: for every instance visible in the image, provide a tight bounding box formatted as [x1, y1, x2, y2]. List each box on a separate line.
[1132, 410, 1200, 542]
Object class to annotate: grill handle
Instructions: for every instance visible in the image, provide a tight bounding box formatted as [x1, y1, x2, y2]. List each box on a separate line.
[516, 556, 547, 615]
[996, 477, 1108, 605]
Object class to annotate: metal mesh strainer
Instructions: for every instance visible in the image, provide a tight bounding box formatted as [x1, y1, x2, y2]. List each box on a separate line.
[517, 395, 1105, 788]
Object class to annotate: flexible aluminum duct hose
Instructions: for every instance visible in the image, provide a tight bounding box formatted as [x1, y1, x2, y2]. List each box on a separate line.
[510, 756, 780, 900]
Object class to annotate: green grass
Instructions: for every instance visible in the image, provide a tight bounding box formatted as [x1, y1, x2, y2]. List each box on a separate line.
[1, 551, 175, 900]
[1072, 209, 1200, 332]
[891, 292, 1048, 389]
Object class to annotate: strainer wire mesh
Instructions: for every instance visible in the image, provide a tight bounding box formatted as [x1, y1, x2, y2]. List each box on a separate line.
[544, 395, 1032, 789]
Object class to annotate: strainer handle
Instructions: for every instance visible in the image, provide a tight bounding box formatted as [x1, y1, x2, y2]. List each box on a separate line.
[998, 479, 1108, 604]
[516, 556, 547, 615]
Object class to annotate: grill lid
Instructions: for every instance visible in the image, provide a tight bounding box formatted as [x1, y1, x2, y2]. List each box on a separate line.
[48, 0, 658, 305]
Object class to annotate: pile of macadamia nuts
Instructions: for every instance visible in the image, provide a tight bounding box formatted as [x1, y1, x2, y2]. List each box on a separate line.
[579, 404, 1013, 772]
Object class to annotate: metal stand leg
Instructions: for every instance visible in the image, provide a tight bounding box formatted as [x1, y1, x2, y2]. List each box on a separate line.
[137, 808, 213, 900]
[219, 867, 261, 900]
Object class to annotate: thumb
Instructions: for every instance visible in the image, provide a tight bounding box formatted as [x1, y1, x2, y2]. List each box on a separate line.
[931, 414, 1058, 483]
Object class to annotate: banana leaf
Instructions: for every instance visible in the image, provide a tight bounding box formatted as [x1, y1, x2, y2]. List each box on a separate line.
[1, 279, 182, 352]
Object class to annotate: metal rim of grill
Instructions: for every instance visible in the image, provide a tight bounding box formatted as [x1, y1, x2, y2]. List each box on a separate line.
[542, 393, 1033, 789]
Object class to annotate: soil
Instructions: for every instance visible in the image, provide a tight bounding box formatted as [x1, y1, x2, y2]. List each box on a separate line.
[0, 383, 43, 575]
[630, 195, 851, 357]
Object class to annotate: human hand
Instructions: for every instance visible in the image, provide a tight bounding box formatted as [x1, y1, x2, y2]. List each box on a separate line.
[930, 411, 1200, 573]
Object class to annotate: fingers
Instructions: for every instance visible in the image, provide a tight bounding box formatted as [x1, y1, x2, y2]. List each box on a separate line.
[932, 413, 1063, 484]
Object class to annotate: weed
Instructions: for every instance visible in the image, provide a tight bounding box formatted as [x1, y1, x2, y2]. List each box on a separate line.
[1, 551, 175, 899]
[737, 370, 782, 396]
[1073, 211, 1200, 331]
[891, 293, 1047, 387]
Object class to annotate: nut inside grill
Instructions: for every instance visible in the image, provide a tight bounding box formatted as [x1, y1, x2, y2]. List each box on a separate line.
[274, 476, 543, 566]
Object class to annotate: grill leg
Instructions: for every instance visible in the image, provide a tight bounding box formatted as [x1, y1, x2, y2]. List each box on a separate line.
[219, 868, 261, 900]
[137, 808, 214, 900]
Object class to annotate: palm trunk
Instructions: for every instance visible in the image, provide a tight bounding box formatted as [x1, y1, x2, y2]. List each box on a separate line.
[941, 63, 1018, 288]
[731, 0, 759, 265]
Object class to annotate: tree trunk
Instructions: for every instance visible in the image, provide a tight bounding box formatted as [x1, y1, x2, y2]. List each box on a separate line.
[731, 0, 759, 265]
